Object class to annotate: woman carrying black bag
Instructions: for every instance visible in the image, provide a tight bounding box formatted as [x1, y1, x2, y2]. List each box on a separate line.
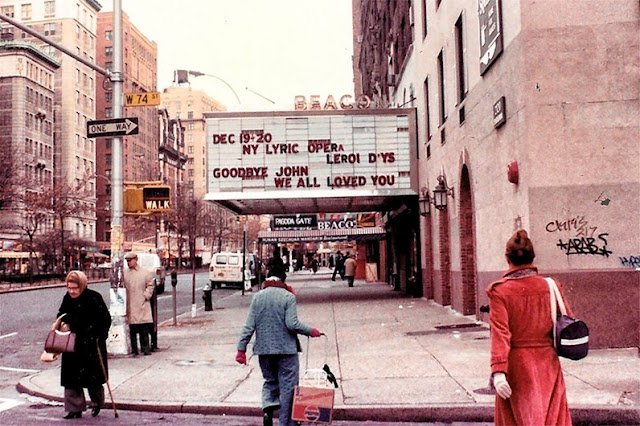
[54, 270, 111, 419]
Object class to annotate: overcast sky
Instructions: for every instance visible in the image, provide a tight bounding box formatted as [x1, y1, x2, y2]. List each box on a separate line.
[101, 0, 354, 111]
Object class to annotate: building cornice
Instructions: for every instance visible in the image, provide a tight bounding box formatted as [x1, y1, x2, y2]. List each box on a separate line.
[86, 0, 103, 12]
[0, 41, 61, 68]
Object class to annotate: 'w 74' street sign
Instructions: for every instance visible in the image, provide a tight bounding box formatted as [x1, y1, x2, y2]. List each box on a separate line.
[87, 117, 139, 138]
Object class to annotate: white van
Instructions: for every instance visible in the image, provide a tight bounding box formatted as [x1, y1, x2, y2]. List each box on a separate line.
[209, 252, 243, 289]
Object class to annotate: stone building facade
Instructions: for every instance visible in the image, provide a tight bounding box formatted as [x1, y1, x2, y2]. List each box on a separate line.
[353, 0, 639, 348]
[0, 42, 59, 245]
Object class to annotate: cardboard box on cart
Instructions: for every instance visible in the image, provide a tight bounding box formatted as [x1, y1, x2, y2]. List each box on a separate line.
[291, 384, 335, 424]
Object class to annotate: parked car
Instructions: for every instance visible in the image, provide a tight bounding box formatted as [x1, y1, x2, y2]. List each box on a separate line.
[125, 252, 166, 294]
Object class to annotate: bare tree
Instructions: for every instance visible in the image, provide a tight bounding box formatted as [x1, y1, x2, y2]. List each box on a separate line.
[14, 190, 51, 283]
[0, 145, 21, 210]
[208, 205, 236, 253]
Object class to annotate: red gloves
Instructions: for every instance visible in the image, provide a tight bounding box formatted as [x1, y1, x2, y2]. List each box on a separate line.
[235, 350, 247, 365]
[311, 328, 323, 337]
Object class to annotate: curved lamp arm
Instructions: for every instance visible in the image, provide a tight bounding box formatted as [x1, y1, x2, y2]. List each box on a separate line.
[177, 70, 241, 105]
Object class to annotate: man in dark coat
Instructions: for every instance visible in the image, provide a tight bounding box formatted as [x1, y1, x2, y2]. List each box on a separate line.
[331, 251, 344, 281]
[56, 270, 111, 419]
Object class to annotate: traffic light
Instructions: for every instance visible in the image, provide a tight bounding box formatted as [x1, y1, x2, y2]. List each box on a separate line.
[124, 188, 143, 213]
[142, 185, 171, 211]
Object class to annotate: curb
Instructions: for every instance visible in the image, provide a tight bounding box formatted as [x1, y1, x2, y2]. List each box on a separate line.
[17, 376, 639, 424]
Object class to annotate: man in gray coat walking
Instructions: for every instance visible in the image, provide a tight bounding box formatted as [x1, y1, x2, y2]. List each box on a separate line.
[236, 266, 322, 426]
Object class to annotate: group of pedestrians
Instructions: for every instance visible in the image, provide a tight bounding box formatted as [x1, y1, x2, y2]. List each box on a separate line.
[331, 250, 357, 286]
[47, 230, 576, 425]
[47, 251, 159, 419]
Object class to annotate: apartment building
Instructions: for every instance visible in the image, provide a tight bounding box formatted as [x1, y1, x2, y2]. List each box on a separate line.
[0, 41, 59, 246]
[353, 0, 639, 348]
[1, 0, 101, 243]
[95, 10, 158, 248]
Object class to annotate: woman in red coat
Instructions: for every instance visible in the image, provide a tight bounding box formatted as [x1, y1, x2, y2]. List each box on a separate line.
[487, 230, 573, 425]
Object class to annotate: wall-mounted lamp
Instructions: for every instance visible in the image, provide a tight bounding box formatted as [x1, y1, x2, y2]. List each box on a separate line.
[418, 187, 431, 216]
[432, 175, 454, 210]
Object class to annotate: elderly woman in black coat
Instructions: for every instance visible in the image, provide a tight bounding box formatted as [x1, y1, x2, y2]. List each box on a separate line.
[54, 270, 111, 419]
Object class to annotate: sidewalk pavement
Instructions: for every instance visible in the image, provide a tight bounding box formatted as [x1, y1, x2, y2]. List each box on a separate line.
[17, 269, 640, 424]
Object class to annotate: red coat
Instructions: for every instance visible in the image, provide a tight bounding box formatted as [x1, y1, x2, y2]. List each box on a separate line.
[487, 265, 573, 425]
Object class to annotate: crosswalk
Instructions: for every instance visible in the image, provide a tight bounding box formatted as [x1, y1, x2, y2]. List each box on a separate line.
[0, 397, 23, 412]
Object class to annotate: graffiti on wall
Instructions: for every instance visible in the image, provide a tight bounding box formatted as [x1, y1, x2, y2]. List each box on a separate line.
[619, 256, 640, 268]
[546, 215, 613, 257]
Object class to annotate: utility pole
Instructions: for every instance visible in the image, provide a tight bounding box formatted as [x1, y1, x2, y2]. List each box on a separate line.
[106, 0, 129, 355]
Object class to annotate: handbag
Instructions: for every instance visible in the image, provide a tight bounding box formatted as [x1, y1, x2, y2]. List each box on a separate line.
[546, 278, 589, 360]
[44, 315, 76, 353]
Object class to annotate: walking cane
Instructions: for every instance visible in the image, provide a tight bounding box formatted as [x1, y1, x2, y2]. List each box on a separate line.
[96, 340, 118, 418]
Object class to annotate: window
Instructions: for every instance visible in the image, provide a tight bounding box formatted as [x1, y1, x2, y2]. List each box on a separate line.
[437, 50, 447, 125]
[105, 62, 112, 71]
[455, 14, 467, 104]
[105, 30, 112, 40]
[1, 6, 15, 17]
[44, 23, 56, 36]
[187, 146, 193, 154]
[105, 107, 113, 118]
[44, 1, 55, 16]
[106, 92, 112, 103]
[424, 76, 431, 140]
[187, 123, 194, 130]
[21, 3, 32, 20]
[187, 111, 194, 119]
[105, 46, 113, 57]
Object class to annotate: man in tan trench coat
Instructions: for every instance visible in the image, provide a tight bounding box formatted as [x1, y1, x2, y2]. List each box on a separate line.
[124, 252, 154, 355]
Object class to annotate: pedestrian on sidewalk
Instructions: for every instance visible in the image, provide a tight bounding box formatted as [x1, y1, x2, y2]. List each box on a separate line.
[55, 270, 111, 419]
[487, 230, 573, 425]
[236, 265, 323, 426]
[343, 252, 357, 287]
[123, 252, 154, 356]
[331, 250, 344, 281]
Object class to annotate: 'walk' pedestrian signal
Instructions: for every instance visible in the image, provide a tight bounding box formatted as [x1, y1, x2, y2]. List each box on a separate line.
[142, 186, 171, 211]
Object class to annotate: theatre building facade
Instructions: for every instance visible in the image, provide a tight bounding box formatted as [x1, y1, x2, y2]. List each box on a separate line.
[353, 0, 639, 348]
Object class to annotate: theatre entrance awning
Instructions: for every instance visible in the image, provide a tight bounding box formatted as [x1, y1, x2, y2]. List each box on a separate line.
[205, 189, 417, 216]
[258, 226, 386, 243]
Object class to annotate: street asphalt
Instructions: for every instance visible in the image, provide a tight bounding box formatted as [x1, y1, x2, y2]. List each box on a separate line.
[14, 268, 640, 424]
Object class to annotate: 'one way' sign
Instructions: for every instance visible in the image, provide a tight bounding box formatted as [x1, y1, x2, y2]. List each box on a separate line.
[87, 117, 139, 138]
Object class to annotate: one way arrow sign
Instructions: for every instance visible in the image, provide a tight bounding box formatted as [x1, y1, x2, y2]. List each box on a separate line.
[87, 117, 139, 138]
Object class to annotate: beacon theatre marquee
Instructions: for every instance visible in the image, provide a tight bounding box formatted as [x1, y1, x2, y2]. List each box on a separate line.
[204, 107, 418, 217]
